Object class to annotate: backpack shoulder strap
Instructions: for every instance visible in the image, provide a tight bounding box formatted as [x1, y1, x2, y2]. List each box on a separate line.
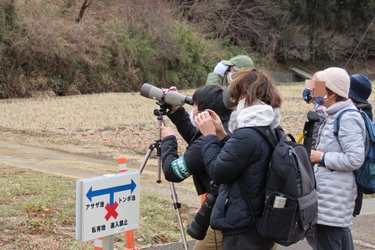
[333, 109, 358, 136]
[333, 109, 359, 150]
[250, 126, 279, 148]
[239, 126, 279, 223]
[251, 126, 298, 150]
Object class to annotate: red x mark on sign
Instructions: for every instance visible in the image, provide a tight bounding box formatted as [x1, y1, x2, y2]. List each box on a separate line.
[105, 201, 119, 221]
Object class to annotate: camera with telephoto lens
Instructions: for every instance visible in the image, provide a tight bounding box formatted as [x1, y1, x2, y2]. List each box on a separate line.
[187, 181, 219, 240]
[140, 83, 193, 106]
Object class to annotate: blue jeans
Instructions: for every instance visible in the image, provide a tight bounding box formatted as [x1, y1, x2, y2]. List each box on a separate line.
[222, 227, 274, 250]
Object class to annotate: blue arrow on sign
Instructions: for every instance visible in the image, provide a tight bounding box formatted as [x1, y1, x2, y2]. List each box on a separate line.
[86, 179, 137, 205]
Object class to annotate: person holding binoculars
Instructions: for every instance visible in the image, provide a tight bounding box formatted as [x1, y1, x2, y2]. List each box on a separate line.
[194, 68, 282, 250]
[206, 55, 255, 111]
[160, 84, 232, 250]
[206, 55, 254, 87]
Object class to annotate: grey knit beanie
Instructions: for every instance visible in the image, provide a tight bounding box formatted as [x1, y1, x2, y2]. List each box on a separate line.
[316, 67, 350, 98]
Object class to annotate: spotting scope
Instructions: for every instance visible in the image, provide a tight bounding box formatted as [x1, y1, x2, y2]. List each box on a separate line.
[140, 83, 193, 106]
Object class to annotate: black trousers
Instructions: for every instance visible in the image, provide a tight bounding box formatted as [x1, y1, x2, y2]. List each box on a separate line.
[315, 224, 354, 250]
[222, 227, 274, 250]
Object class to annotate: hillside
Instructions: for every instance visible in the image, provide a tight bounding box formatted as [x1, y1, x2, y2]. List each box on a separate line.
[0, 0, 375, 99]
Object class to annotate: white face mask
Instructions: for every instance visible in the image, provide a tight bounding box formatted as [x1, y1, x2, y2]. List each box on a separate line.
[227, 66, 239, 83]
[189, 110, 197, 128]
[227, 72, 234, 83]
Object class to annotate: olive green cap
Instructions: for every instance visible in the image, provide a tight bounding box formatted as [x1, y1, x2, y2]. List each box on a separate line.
[221, 55, 254, 68]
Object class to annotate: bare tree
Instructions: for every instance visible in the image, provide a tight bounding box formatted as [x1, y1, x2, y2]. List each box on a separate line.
[176, 0, 283, 55]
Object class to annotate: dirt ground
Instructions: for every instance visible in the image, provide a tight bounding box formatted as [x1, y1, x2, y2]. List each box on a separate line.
[1, 85, 375, 249]
[0, 127, 202, 209]
[3, 128, 375, 249]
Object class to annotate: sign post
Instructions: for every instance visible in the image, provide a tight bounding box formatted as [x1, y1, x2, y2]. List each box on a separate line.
[76, 171, 140, 248]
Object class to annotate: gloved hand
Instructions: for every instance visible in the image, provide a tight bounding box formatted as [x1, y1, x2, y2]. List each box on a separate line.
[314, 96, 324, 106]
[302, 88, 312, 104]
[213, 62, 229, 77]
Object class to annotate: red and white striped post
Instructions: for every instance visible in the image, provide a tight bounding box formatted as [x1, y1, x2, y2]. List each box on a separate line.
[118, 157, 140, 250]
[93, 238, 103, 250]
[118, 157, 128, 173]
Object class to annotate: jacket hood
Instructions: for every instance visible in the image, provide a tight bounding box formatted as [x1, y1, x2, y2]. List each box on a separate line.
[229, 102, 281, 133]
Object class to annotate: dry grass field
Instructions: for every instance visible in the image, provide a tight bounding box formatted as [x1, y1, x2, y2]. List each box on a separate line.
[1, 82, 375, 249]
[0, 83, 321, 156]
[0, 82, 336, 160]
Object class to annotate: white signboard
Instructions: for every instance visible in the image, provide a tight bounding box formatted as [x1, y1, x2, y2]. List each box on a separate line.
[76, 172, 140, 241]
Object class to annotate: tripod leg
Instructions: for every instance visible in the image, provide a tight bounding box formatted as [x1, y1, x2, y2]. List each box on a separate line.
[169, 182, 189, 250]
[139, 148, 189, 248]
[138, 147, 154, 174]
[157, 153, 162, 184]
[139, 141, 162, 183]
[140, 114, 189, 248]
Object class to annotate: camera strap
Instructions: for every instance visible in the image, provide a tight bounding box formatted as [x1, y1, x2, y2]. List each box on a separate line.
[213, 229, 219, 250]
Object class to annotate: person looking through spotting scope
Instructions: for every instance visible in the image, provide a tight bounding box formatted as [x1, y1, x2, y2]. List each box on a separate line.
[160, 85, 232, 250]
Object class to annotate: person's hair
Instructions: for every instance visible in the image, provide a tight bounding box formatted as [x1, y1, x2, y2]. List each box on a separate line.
[326, 88, 347, 102]
[192, 85, 232, 121]
[228, 68, 282, 108]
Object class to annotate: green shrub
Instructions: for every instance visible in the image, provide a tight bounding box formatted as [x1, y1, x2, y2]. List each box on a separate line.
[0, 0, 256, 98]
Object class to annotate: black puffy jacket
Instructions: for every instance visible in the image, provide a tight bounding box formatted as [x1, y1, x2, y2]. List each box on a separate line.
[161, 107, 230, 195]
[201, 126, 273, 235]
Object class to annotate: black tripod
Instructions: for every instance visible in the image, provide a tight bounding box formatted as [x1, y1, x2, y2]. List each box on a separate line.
[302, 111, 320, 155]
[296, 111, 320, 154]
[138, 102, 189, 250]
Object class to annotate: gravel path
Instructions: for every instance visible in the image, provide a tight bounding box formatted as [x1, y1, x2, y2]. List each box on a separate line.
[0, 129, 201, 209]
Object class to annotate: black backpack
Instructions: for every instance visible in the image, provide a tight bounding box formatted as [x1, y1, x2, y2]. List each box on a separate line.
[240, 126, 318, 246]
